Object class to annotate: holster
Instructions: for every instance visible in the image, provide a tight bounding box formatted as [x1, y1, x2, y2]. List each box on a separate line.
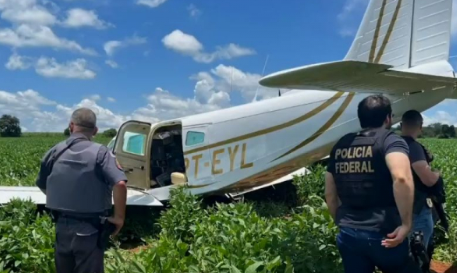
[50, 211, 116, 251]
[97, 217, 117, 251]
[410, 231, 431, 273]
[431, 198, 450, 232]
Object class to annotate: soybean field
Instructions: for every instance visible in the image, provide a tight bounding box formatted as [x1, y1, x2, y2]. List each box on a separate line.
[0, 134, 456, 273]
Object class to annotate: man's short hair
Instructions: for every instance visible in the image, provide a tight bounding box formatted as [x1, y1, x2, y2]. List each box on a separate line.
[357, 95, 392, 128]
[71, 108, 96, 131]
[401, 109, 423, 127]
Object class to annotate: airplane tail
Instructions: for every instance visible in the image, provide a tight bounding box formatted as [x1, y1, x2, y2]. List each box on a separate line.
[259, 0, 457, 96]
[344, 0, 454, 70]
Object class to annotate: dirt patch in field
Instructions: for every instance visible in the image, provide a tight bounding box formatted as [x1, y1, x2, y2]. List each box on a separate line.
[431, 260, 457, 273]
[129, 245, 150, 253]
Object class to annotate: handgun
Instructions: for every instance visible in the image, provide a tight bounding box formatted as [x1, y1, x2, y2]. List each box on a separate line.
[98, 216, 117, 250]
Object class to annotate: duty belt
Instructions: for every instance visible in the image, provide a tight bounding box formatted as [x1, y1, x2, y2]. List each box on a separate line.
[51, 210, 109, 225]
[51, 210, 116, 250]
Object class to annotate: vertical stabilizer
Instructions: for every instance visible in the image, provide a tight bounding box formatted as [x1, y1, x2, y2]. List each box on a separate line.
[410, 0, 453, 67]
[344, 0, 453, 70]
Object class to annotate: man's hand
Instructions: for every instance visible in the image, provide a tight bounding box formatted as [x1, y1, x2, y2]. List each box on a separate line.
[107, 216, 124, 236]
[381, 224, 411, 248]
[111, 180, 127, 236]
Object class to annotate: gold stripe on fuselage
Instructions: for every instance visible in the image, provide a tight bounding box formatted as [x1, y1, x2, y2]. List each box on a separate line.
[273, 92, 355, 161]
[183, 91, 344, 155]
[374, 0, 403, 63]
[369, 0, 387, 62]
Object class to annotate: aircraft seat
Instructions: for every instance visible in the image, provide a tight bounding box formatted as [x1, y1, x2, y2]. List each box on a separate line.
[171, 172, 188, 185]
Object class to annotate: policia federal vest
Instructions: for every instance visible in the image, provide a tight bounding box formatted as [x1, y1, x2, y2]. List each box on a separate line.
[44, 136, 112, 216]
[331, 128, 401, 234]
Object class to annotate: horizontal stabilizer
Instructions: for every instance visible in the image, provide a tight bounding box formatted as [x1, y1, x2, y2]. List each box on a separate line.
[259, 61, 456, 95]
[0, 186, 164, 207]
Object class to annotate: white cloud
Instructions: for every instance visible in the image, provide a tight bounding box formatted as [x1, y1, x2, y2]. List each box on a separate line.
[162, 30, 202, 54]
[137, 0, 168, 8]
[5, 53, 33, 70]
[62, 8, 112, 29]
[162, 29, 256, 63]
[5, 53, 96, 79]
[35, 57, 96, 79]
[0, 89, 56, 120]
[0, 0, 57, 26]
[423, 110, 457, 127]
[0, 64, 279, 132]
[191, 64, 278, 101]
[0, 24, 96, 55]
[88, 94, 101, 101]
[187, 4, 201, 18]
[0, 1, 97, 55]
[105, 60, 118, 68]
[131, 87, 224, 122]
[104, 35, 147, 56]
[37, 98, 131, 132]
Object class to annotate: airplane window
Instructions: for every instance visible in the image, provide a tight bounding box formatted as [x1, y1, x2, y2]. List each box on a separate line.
[186, 131, 205, 146]
[122, 132, 146, 156]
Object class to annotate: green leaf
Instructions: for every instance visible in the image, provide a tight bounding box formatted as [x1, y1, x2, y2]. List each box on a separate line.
[230, 265, 242, 273]
[245, 262, 263, 273]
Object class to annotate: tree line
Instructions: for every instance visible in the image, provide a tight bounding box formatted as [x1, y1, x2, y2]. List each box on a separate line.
[0, 114, 456, 139]
[0, 114, 117, 138]
[392, 122, 456, 138]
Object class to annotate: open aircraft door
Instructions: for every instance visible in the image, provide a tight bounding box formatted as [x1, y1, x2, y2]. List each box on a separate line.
[114, 120, 151, 189]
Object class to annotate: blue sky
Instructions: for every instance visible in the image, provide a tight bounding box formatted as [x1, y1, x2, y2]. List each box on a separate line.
[0, 0, 456, 132]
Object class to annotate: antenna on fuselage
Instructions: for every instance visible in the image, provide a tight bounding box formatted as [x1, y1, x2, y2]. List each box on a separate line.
[252, 54, 270, 102]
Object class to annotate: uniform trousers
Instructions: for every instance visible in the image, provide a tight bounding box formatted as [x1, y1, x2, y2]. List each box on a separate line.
[336, 226, 421, 273]
[54, 216, 104, 273]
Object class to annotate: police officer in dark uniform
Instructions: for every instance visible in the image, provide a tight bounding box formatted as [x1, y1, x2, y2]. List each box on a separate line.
[400, 110, 449, 270]
[325, 95, 418, 273]
[35, 108, 128, 273]
[400, 110, 439, 248]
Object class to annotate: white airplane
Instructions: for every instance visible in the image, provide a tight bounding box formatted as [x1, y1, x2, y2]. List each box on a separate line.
[1, 0, 456, 207]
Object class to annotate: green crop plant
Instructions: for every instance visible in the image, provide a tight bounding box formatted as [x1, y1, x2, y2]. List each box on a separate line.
[0, 136, 455, 272]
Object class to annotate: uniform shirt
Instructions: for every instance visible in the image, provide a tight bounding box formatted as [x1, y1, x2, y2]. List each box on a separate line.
[327, 132, 409, 173]
[408, 140, 427, 164]
[36, 133, 128, 196]
[36, 133, 128, 235]
[404, 138, 430, 213]
[326, 130, 410, 232]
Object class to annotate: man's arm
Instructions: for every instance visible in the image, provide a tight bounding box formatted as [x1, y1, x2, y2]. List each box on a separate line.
[99, 147, 128, 235]
[325, 172, 339, 221]
[324, 146, 340, 221]
[409, 142, 439, 187]
[384, 135, 414, 230]
[35, 149, 54, 195]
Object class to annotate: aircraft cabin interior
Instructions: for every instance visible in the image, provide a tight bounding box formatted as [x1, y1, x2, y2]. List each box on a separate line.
[110, 124, 188, 189]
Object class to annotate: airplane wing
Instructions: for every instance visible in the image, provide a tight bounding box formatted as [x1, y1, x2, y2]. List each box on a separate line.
[259, 60, 457, 95]
[0, 186, 164, 207]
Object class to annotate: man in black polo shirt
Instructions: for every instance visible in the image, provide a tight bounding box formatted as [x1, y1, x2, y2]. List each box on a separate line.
[325, 95, 418, 272]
